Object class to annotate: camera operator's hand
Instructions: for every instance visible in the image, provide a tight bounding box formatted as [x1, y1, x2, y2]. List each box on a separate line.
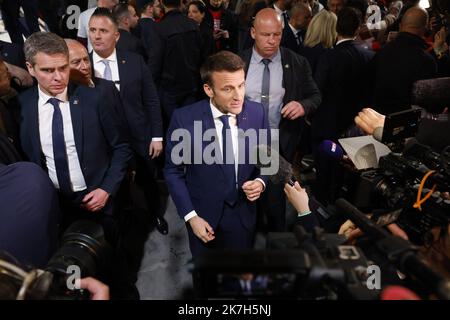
[77, 277, 109, 300]
[354, 108, 386, 135]
[346, 222, 409, 242]
[81, 188, 109, 212]
[284, 181, 310, 214]
[188, 216, 215, 243]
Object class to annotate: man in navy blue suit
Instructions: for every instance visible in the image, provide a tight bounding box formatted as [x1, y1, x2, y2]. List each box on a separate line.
[19, 32, 131, 227]
[88, 8, 169, 235]
[164, 51, 270, 257]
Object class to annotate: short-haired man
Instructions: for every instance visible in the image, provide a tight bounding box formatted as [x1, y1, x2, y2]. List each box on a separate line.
[240, 8, 321, 232]
[20, 32, 131, 230]
[327, 0, 346, 14]
[88, 8, 168, 234]
[164, 51, 270, 257]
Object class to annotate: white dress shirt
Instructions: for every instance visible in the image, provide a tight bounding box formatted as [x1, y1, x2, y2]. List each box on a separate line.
[38, 86, 87, 192]
[183, 101, 265, 222]
[93, 49, 162, 142]
[92, 49, 121, 91]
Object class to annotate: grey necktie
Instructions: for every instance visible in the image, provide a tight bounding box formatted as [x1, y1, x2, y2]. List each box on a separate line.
[101, 59, 112, 81]
[261, 58, 271, 114]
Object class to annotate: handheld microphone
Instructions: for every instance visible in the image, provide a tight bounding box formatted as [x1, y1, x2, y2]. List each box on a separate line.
[318, 140, 345, 161]
[254, 145, 296, 185]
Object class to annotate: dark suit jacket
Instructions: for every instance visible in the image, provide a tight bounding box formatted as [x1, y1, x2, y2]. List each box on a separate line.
[0, 40, 25, 68]
[281, 25, 302, 54]
[138, 18, 158, 62]
[90, 50, 163, 157]
[374, 32, 437, 115]
[312, 40, 374, 143]
[298, 43, 328, 75]
[19, 84, 132, 196]
[241, 47, 321, 162]
[164, 99, 269, 230]
[116, 29, 147, 62]
[148, 9, 203, 94]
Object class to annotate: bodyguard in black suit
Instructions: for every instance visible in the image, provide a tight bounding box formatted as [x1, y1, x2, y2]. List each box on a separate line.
[312, 7, 374, 205]
[88, 9, 168, 234]
[240, 8, 321, 232]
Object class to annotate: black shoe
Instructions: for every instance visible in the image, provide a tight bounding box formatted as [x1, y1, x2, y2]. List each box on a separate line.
[155, 216, 169, 235]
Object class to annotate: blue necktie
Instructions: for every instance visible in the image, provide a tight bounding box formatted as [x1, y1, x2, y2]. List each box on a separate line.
[101, 59, 112, 81]
[48, 98, 72, 195]
[219, 115, 238, 206]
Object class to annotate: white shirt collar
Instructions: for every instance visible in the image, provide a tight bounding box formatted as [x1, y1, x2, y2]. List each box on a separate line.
[38, 85, 68, 104]
[92, 49, 117, 64]
[288, 23, 300, 36]
[209, 100, 237, 119]
[336, 37, 355, 46]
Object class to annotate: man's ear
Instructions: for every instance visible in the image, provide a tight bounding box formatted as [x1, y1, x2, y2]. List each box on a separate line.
[203, 83, 214, 99]
[25, 62, 35, 77]
[115, 30, 120, 43]
[250, 26, 256, 40]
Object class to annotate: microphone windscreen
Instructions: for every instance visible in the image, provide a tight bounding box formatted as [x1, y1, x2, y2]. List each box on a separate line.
[254, 145, 293, 184]
[318, 140, 344, 161]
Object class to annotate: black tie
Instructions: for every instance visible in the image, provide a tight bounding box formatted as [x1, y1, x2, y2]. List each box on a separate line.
[219, 115, 238, 206]
[48, 98, 72, 195]
[261, 58, 271, 116]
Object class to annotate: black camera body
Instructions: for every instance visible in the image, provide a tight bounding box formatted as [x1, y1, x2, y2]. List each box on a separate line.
[192, 226, 379, 300]
[0, 221, 109, 300]
[341, 142, 450, 246]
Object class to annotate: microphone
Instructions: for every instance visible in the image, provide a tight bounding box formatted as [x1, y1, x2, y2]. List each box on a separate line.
[254, 145, 295, 185]
[318, 140, 345, 161]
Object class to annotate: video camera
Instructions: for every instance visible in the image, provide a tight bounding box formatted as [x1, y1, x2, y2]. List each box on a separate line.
[341, 106, 450, 246]
[0, 221, 109, 300]
[193, 225, 379, 300]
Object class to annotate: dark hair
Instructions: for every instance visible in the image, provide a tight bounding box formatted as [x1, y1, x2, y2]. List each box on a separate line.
[188, 0, 207, 14]
[200, 51, 245, 86]
[336, 6, 361, 38]
[161, 0, 181, 8]
[24, 32, 69, 65]
[113, 3, 132, 22]
[90, 7, 119, 29]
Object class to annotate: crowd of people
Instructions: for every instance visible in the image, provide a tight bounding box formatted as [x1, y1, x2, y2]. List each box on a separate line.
[0, 0, 449, 299]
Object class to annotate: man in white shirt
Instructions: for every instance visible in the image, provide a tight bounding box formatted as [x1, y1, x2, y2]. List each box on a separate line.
[164, 51, 270, 257]
[19, 32, 131, 222]
[77, 0, 118, 52]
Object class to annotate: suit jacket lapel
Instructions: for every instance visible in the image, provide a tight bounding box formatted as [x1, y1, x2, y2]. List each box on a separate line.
[68, 84, 83, 161]
[237, 103, 251, 186]
[116, 51, 128, 98]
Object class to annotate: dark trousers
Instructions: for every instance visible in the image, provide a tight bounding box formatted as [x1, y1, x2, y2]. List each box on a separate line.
[187, 201, 255, 258]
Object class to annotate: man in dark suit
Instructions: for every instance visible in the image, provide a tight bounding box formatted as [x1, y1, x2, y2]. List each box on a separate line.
[148, 0, 203, 121]
[281, 2, 312, 53]
[113, 3, 147, 61]
[374, 6, 437, 115]
[88, 8, 168, 234]
[20, 32, 131, 228]
[164, 51, 270, 257]
[240, 8, 321, 231]
[312, 7, 374, 205]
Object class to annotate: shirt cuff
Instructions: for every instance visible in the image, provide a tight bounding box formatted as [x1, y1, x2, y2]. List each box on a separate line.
[297, 210, 312, 217]
[152, 137, 163, 142]
[184, 210, 198, 222]
[255, 178, 266, 191]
